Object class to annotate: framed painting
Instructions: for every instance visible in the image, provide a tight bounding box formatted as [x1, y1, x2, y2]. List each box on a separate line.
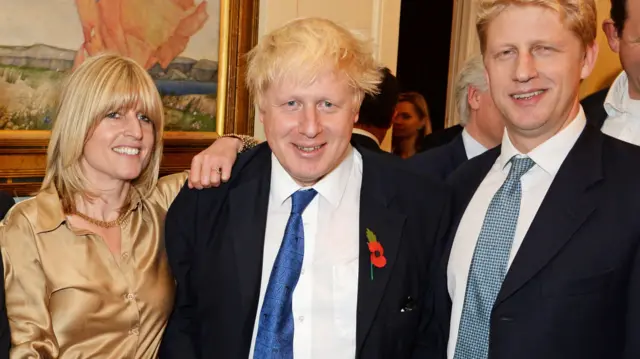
[0, 0, 260, 197]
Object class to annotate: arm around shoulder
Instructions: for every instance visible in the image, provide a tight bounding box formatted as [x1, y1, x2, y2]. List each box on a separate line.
[155, 172, 189, 210]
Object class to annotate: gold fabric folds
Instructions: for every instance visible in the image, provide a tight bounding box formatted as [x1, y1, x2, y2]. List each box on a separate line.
[0, 172, 188, 358]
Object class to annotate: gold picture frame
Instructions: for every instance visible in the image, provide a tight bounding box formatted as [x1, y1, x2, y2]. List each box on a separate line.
[0, 0, 260, 197]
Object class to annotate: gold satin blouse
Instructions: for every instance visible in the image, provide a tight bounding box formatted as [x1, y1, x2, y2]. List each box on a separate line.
[0, 172, 188, 359]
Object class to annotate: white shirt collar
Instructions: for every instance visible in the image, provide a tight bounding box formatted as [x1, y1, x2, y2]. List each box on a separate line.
[352, 128, 381, 147]
[270, 146, 356, 208]
[499, 106, 586, 176]
[604, 71, 640, 117]
[461, 128, 488, 160]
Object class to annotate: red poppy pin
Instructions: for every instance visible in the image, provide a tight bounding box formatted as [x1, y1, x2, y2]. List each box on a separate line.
[366, 228, 386, 280]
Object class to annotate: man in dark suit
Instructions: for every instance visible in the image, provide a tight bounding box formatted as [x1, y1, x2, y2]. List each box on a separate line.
[580, 0, 640, 142]
[0, 191, 14, 220]
[438, 1, 640, 359]
[350, 67, 399, 152]
[417, 124, 464, 153]
[161, 17, 449, 359]
[408, 56, 504, 180]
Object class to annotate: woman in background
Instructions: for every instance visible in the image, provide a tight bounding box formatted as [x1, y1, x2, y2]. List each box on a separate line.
[392, 91, 432, 158]
[0, 53, 253, 358]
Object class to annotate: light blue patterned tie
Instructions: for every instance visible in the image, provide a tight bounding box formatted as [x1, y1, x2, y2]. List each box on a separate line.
[453, 156, 535, 359]
[253, 189, 318, 359]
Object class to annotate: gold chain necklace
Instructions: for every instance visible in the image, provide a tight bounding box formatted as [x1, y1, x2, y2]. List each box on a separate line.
[69, 210, 128, 228]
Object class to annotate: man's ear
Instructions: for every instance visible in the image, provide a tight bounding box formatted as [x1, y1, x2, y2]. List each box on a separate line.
[603, 19, 621, 53]
[467, 86, 481, 111]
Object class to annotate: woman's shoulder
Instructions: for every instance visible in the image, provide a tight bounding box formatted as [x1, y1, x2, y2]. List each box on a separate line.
[1, 187, 65, 238]
[144, 172, 189, 210]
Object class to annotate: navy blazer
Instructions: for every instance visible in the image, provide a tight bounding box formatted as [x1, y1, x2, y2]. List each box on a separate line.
[433, 125, 640, 359]
[161, 143, 451, 359]
[580, 87, 608, 129]
[406, 134, 468, 181]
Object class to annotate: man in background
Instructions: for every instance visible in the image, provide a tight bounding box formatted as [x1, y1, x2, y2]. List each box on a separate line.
[351, 67, 399, 152]
[408, 55, 504, 179]
[581, 0, 640, 146]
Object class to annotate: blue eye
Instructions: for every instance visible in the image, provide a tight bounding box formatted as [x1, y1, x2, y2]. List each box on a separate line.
[106, 112, 120, 119]
[286, 100, 297, 106]
[137, 113, 151, 123]
[323, 101, 333, 108]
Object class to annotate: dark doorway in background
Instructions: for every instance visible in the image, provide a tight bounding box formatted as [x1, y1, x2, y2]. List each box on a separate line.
[396, 0, 453, 132]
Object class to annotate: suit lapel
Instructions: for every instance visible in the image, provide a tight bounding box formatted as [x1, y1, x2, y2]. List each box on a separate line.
[495, 126, 604, 305]
[450, 134, 469, 170]
[229, 148, 272, 316]
[355, 148, 406, 352]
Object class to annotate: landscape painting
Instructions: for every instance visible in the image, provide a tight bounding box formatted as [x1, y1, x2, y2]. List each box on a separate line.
[0, 0, 220, 132]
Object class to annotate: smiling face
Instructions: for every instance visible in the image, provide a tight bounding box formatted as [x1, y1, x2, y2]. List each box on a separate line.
[260, 70, 359, 186]
[81, 108, 155, 185]
[483, 5, 597, 150]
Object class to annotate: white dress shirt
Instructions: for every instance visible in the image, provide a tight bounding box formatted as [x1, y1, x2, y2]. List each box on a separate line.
[446, 108, 587, 358]
[602, 71, 640, 146]
[461, 127, 488, 160]
[249, 147, 363, 358]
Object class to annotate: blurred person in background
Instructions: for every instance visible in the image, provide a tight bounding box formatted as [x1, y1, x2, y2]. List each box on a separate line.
[392, 91, 432, 158]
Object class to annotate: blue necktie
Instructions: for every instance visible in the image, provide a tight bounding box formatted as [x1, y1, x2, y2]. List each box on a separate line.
[454, 156, 535, 359]
[253, 189, 318, 359]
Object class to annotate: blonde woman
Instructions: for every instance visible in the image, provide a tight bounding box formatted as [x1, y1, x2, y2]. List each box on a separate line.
[392, 92, 433, 158]
[0, 54, 255, 358]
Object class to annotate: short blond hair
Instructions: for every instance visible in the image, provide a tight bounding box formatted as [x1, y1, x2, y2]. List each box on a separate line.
[42, 53, 164, 213]
[246, 17, 382, 110]
[476, 0, 597, 53]
[455, 55, 488, 126]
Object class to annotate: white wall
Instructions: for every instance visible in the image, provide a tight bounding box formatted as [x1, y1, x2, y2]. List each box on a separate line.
[253, 0, 401, 151]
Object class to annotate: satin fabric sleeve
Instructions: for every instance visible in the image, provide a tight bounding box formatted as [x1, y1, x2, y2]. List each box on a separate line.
[155, 172, 189, 209]
[0, 213, 59, 358]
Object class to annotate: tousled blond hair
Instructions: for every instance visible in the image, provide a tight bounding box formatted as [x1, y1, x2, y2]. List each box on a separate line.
[455, 55, 488, 126]
[42, 53, 164, 213]
[246, 17, 382, 110]
[476, 0, 597, 53]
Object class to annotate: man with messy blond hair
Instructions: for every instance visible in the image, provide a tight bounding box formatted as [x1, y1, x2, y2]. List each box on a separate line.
[435, 0, 640, 358]
[161, 17, 450, 358]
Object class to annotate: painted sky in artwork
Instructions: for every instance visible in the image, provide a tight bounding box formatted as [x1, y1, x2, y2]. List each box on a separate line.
[0, 0, 219, 60]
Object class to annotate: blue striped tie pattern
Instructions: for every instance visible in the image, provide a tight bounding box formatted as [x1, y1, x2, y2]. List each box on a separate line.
[253, 189, 318, 359]
[453, 156, 535, 359]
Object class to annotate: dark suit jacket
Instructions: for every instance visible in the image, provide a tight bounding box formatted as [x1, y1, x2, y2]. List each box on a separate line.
[351, 132, 383, 152]
[0, 191, 13, 359]
[406, 134, 468, 181]
[0, 259, 8, 359]
[417, 125, 463, 153]
[580, 87, 609, 129]
[434, 125, 640, 359]
[0, 192, 14, 220]
[160, 143, 451, 359]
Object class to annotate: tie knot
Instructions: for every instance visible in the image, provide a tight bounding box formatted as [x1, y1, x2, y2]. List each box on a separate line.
[507, 156, 535, 181]
[291, 189, 318, 214]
